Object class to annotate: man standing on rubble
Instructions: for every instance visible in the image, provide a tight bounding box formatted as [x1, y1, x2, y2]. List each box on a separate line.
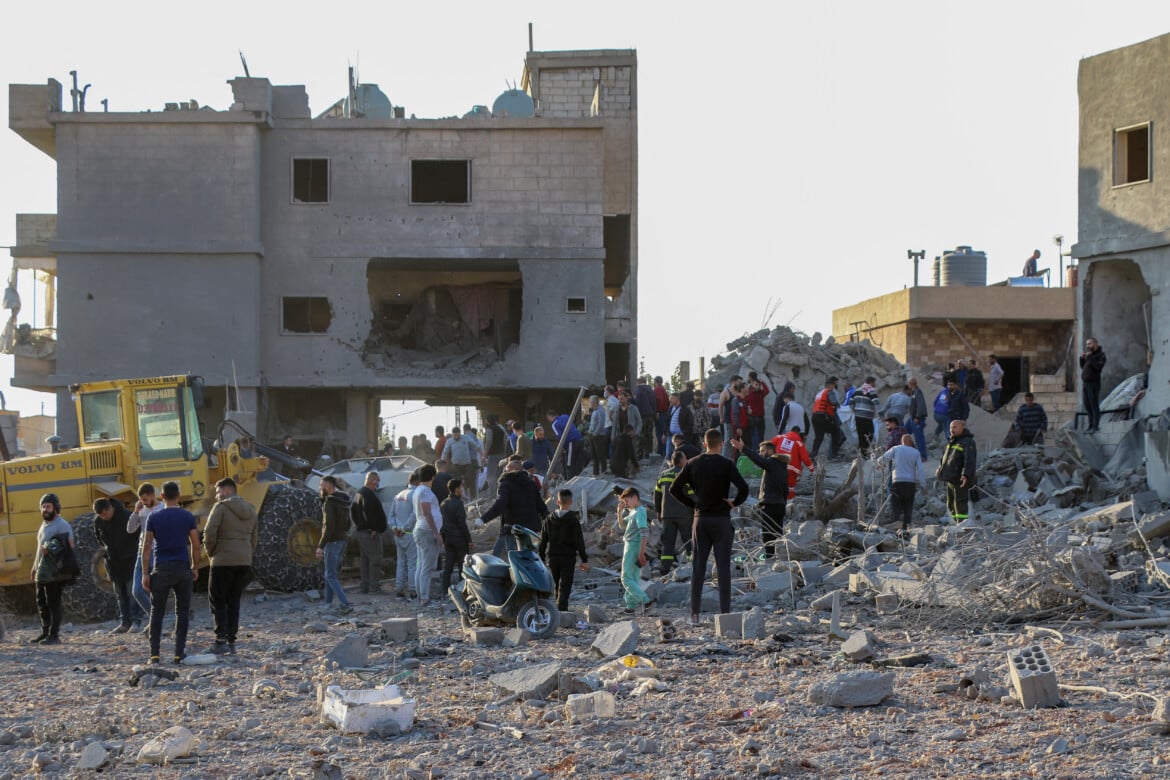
[634, 376, 658, 459]
[443, 428, 480, 502]
[745, 372, 770, 450]
[880, 434, 926, 534]
[1013, 392, 1048, 445]
[730, 436, 789, 559]
[936, 420, 977, 523]
[670, 427, 750, 625]
[1080, 337, 1107, 433]
[906, 378, 929, 460]
[774, 391, 809, 440]
[946, 378, 970, 423]
[987, 355, 1005, 411]
[810, 377, 844, 460]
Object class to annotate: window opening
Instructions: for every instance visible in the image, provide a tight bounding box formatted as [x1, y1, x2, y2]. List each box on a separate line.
[283, 297, 332, 334]
[1114, 124, 1150, 186]
[411, 160, 470, 203]
[293, 158, 329, 203]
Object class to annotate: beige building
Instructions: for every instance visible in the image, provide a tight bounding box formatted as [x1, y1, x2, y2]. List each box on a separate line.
[832, 285, 1076, 403]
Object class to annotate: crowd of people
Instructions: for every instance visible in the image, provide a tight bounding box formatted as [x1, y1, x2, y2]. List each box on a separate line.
[30, 346, 1100, 651]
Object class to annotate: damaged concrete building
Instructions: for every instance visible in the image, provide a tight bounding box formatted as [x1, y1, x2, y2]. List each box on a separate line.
[6, 46, 638, 450]
[1075, 33, 1170, 498]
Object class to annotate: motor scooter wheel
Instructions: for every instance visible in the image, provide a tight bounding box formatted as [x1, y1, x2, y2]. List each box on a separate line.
[516, 598, 559, 639]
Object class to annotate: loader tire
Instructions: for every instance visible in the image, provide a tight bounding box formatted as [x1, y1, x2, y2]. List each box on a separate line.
[62, 513, 118, 622]
[253, 484, 324, 592]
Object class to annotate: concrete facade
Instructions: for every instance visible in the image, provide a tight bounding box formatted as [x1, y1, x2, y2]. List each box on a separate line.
[8, 48, 638, 450]
[832, 286, 1075, 402]
[1075, 33, 1169, 416]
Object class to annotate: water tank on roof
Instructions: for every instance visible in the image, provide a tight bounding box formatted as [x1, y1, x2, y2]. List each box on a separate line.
[492, 89, 535, 118]
[932, 257, 940, 287]
[939, 245, 987, 287]
[353, 84, 392, 119]
[463, 105, 491, 119]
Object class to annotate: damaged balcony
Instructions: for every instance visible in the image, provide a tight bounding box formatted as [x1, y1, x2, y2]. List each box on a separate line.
[361, 258, 522, 375]
[3, 214, 58, 391]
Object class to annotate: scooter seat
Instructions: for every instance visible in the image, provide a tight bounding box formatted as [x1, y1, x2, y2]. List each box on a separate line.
[471, 553, 510, 580]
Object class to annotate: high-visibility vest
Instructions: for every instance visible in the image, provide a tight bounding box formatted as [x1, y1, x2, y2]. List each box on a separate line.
[813, 388, 835, 416]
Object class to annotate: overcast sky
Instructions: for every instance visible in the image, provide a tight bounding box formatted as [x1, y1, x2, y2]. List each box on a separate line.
[3, 0, 1169, 434]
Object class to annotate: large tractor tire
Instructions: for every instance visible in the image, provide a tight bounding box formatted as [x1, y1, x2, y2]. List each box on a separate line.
[253, 483, 324, 592]
[62, 513, 119, 622]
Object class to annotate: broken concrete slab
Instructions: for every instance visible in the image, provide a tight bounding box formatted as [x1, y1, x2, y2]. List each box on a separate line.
[489, 661, 563, 700]
[811, 589, 843, 611]
[807, 671, 895, 707]
[590, 620, 640, 658]
[1133, 510, 1170, 541]
[559, 611, 580, 628]
[583, 604, 608, 624]
[742, 607, 767, 640]
[324, 634, 369, 669]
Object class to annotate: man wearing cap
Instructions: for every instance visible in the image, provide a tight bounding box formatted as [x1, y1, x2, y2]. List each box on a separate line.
[30, 493, 74, 645]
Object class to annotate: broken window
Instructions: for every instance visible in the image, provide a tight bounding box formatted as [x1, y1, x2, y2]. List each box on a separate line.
[1113, 124, 1150, 186]
[363, 260, 520, 368]
[566, 297, 587, 313]
[603, 215, 631, 297]
[292, 158, 330, 203]
[282, 297, 332, 334]
[411, 160, 470, 204]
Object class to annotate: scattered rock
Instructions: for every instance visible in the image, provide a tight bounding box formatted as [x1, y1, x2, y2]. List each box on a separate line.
[807, 671, 895, 707]
[76, 742, 108, 770]
[324, 634, 369, 669]
[591, 621, 639, 657]
[489, 662, 564, 700]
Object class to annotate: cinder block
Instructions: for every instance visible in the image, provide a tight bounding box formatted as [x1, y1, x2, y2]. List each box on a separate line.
[1008, 645, 1060, 709]
[466, 627, 504, 646]
[380, 618, 418, 643]
[1110, 570, 1139, 595]
[714, 612, 743, 639]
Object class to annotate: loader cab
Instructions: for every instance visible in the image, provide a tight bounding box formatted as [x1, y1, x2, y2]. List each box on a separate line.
[72, 375, 210, 503]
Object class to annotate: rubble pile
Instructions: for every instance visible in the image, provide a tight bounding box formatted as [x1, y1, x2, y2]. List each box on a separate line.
[707, 326, 906, 404]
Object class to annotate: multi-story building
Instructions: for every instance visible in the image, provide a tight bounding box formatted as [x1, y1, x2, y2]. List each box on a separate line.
[1075, 33, 1170, 494]
[7, 47, 638, 452]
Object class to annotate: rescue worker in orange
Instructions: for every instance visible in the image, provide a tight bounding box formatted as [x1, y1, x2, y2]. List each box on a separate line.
[809, 376, 844, 460]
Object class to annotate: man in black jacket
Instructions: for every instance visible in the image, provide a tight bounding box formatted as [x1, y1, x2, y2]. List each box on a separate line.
[484, 461, 549, 556]
[539, 488, 589, 611]
[936, 420, 978, 522]
[351, 471, 388, 594]
[1080, 337, 1107, 432]
[94, 497, 142, 633]
[946, 379, 970, 422]
[439, 479, 472, 595]
[670, 427, 750, 625]
[731, 437, 790, 559]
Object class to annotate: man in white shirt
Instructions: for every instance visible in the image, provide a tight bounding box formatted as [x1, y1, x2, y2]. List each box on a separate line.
[411, 465, 443, 606]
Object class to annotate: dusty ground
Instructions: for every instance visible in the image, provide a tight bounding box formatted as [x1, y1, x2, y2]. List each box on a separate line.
[3, 556, 1170, 780]
[3, 452, 1170, 779]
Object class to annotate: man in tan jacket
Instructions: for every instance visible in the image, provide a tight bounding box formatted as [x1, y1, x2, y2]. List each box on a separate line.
[203, 478, 258, 654]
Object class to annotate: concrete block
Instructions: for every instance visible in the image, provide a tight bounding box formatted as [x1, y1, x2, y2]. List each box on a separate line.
[849, 571, 878, 594]
[559, 611, 580, 628]
[564, 691, 616, 721]
[807, 671, 895, 707]
[822, 564, 853, 586]
[742, 607, 767, 640]
[583, 604, 608, 624]
[875, 593, 899, 614]
[467, 627, 504, 646]
[489, 661, 563, 700]
[1134, 510, 1170, 541]
[799, 562, 831, 584]
[1110, 570, 1139, 595]
[502, 628, 531, 648]
[714, 612, 743, 639]
[380, 618, 418, 643]
[1008, 645, 1060, 709]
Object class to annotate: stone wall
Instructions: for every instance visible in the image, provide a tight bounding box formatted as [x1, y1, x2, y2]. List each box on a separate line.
[906, 320, 1072, 376]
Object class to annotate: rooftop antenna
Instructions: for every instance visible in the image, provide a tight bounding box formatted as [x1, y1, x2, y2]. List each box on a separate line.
[528, 22, 534, 53]
[101, 98, 108, 112]
[68, 70, 79, 112]
[239, 51, 251, 78]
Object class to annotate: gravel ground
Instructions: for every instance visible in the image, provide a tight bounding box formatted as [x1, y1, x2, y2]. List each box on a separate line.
[3, 566, 1170, 780]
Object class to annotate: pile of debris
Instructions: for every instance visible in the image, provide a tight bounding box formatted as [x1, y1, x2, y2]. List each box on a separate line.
[707, 326, 906, 406]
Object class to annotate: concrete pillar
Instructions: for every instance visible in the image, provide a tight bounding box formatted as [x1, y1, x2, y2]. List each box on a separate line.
[345, 390, 371, 452]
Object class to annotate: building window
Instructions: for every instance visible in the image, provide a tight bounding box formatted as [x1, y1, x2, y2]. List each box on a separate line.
[566, 297, 587, 313]
[292, 158, 329, 203]
[1114, 124, 1150, 186]
[411, 159, 470, 203]
[282, 297, 332, 333]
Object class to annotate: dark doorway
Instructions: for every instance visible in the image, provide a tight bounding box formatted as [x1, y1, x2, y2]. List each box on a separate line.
[604, 342, 631, 387]
[999, 356, 1028, 408]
